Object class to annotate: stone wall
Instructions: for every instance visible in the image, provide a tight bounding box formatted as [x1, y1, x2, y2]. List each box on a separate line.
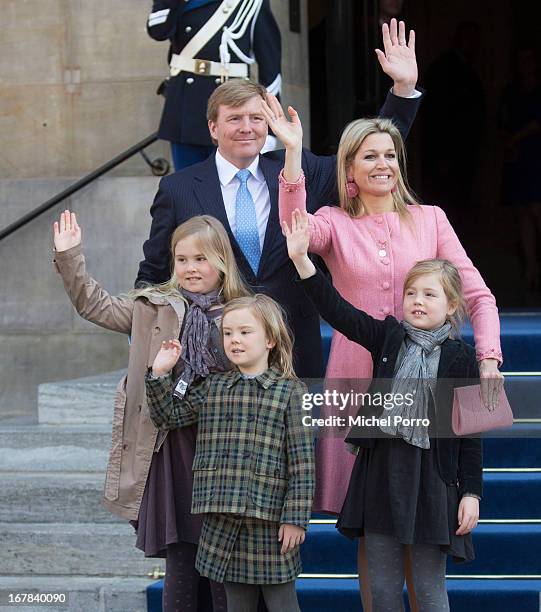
[0, 177, 160, 419]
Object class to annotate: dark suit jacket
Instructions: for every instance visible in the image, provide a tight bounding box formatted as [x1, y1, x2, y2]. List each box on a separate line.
[298, 268, 483, 498]
[136, 92, 422, 377]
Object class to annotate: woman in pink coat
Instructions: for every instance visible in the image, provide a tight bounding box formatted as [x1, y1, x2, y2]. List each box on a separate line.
[261, 95, 503, 609]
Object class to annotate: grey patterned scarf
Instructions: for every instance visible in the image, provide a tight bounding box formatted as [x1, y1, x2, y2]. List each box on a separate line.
[173, 288, 222, 398]
[379, 320, 451, 448]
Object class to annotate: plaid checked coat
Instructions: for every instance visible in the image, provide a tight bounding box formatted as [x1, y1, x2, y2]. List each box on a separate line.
[146, 366, 315, 530]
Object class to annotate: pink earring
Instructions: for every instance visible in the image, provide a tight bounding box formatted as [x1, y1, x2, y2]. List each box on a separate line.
[346, 178, 359, 198]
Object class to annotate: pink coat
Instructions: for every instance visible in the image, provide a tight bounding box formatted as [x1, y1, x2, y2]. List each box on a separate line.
[279, 172, 502, 514]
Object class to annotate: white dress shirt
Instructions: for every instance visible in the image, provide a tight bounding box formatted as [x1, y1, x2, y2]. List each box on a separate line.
[215, 150, 271, 251]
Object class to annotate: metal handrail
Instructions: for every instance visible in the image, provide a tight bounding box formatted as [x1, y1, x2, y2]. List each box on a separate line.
[0, 131, 167, 242]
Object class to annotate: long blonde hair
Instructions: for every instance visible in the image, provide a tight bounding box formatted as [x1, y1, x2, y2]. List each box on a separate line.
[221, 294, 297, 379]
[403, 259, 467, 332]
[131, 215, 251, 302]
[336, 117, 420, 223]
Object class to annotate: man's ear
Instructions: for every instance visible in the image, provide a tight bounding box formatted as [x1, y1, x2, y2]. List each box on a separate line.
[208, 119, 217, 141]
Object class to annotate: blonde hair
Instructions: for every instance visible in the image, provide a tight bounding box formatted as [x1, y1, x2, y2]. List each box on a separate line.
[221, 294, 297, 379]
[130, 215, 251, 302]
[336, 117, 420, 223]
[207, 79, 267, 123]
[403, 259, 466, 331]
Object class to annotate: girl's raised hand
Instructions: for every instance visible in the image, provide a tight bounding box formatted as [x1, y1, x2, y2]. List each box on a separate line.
[152, 339, 182, 377]
[282, 209, 316, 279]
[261, 93, 303, 151]
[282, 208, 310, 261]
[53, 210, 81, 252]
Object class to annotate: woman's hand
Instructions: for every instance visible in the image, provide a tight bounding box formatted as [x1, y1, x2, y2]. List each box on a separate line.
[456, 496, 479, 535]
[376, 18, 417, 97]
[261, 94, 303, 152]
[479, 358, 504, 410]
[278, 523, 305, 554]
[152, 339, 182, 377]
[282, 209, 316, 279]
[53, 210, 81, 252]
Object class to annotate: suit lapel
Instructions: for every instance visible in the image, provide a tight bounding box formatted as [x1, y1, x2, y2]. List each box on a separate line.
[192, 155, 231, 232]
[192, 154, 255, 282]
[257, 155, 282, 278]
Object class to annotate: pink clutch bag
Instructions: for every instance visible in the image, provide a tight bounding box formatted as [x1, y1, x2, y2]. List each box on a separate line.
[452, 385, 513, 436]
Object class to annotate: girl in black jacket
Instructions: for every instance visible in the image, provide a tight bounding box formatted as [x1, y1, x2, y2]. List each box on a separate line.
[283, 209, 486, 612]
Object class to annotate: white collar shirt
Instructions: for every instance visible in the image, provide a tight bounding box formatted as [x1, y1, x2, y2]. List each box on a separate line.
[215, 149, 271, 251]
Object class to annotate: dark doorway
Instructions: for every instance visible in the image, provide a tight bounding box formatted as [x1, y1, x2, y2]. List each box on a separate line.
[308, 0, 541, 308]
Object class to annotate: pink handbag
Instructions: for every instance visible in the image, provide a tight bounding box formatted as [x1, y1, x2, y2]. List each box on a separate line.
[452, 385, 513, 436]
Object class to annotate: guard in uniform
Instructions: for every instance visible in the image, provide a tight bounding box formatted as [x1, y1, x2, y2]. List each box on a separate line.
[147, 0, 282, 170]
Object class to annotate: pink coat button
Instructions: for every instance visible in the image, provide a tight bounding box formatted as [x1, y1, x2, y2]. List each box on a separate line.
[375, 217, 383, 224]
[382, 306, 390, 315]
[382, 281, 390, 290]
[381, 257, 390, 265]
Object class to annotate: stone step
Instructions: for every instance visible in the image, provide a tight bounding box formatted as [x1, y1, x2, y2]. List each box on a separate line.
[38, 371, 126, 425]
[1, 523, 164, 578]
[0, 575, 152, 612]
[0, 473, 120, 524]
[0, 425, 110, 473]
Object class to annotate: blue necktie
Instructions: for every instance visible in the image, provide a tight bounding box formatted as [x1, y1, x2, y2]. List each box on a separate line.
[235, 169, 261, 275]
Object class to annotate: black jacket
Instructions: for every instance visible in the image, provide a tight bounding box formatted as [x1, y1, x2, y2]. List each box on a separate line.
[147, 0, 281, 145]
[136, 92, 422, 378]
[299, 268, 483, 498]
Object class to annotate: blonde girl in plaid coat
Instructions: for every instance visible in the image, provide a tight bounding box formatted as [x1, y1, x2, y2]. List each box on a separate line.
[146, 294, 315, 612]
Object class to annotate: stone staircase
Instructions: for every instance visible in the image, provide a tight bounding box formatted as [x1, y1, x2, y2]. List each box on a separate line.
[0, 370, 164, 612]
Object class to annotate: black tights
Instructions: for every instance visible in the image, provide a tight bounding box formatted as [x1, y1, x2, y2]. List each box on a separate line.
[163, 542, 228, 612]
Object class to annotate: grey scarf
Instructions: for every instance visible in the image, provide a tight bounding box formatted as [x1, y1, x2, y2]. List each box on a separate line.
[379, 320, 451, 448]
[173, 288, 222, 398]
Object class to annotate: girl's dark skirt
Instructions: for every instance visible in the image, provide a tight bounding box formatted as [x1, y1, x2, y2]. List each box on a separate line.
[132, 308, 227, 556]
[132, 425, 202, 556]
[337, 437, 475, 563]
[196, 514, 302, 584]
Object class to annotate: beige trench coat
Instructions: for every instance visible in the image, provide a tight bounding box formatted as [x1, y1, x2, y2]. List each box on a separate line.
[54, 244, 186, 520]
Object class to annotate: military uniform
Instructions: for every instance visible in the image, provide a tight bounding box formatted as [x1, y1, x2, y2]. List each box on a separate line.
[146, 366, 315, 583]
[147, 0, 282, 168]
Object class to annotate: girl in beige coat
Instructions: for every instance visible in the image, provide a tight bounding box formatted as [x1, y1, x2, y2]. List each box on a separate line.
[53, 210, 250, 612]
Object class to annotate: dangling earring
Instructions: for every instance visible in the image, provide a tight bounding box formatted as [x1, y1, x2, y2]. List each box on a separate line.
[391, 185, 397, 194]
[346, 176, 359, 198]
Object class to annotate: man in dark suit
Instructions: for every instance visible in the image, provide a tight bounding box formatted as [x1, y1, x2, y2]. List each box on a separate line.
[137, 19, 421, 378]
